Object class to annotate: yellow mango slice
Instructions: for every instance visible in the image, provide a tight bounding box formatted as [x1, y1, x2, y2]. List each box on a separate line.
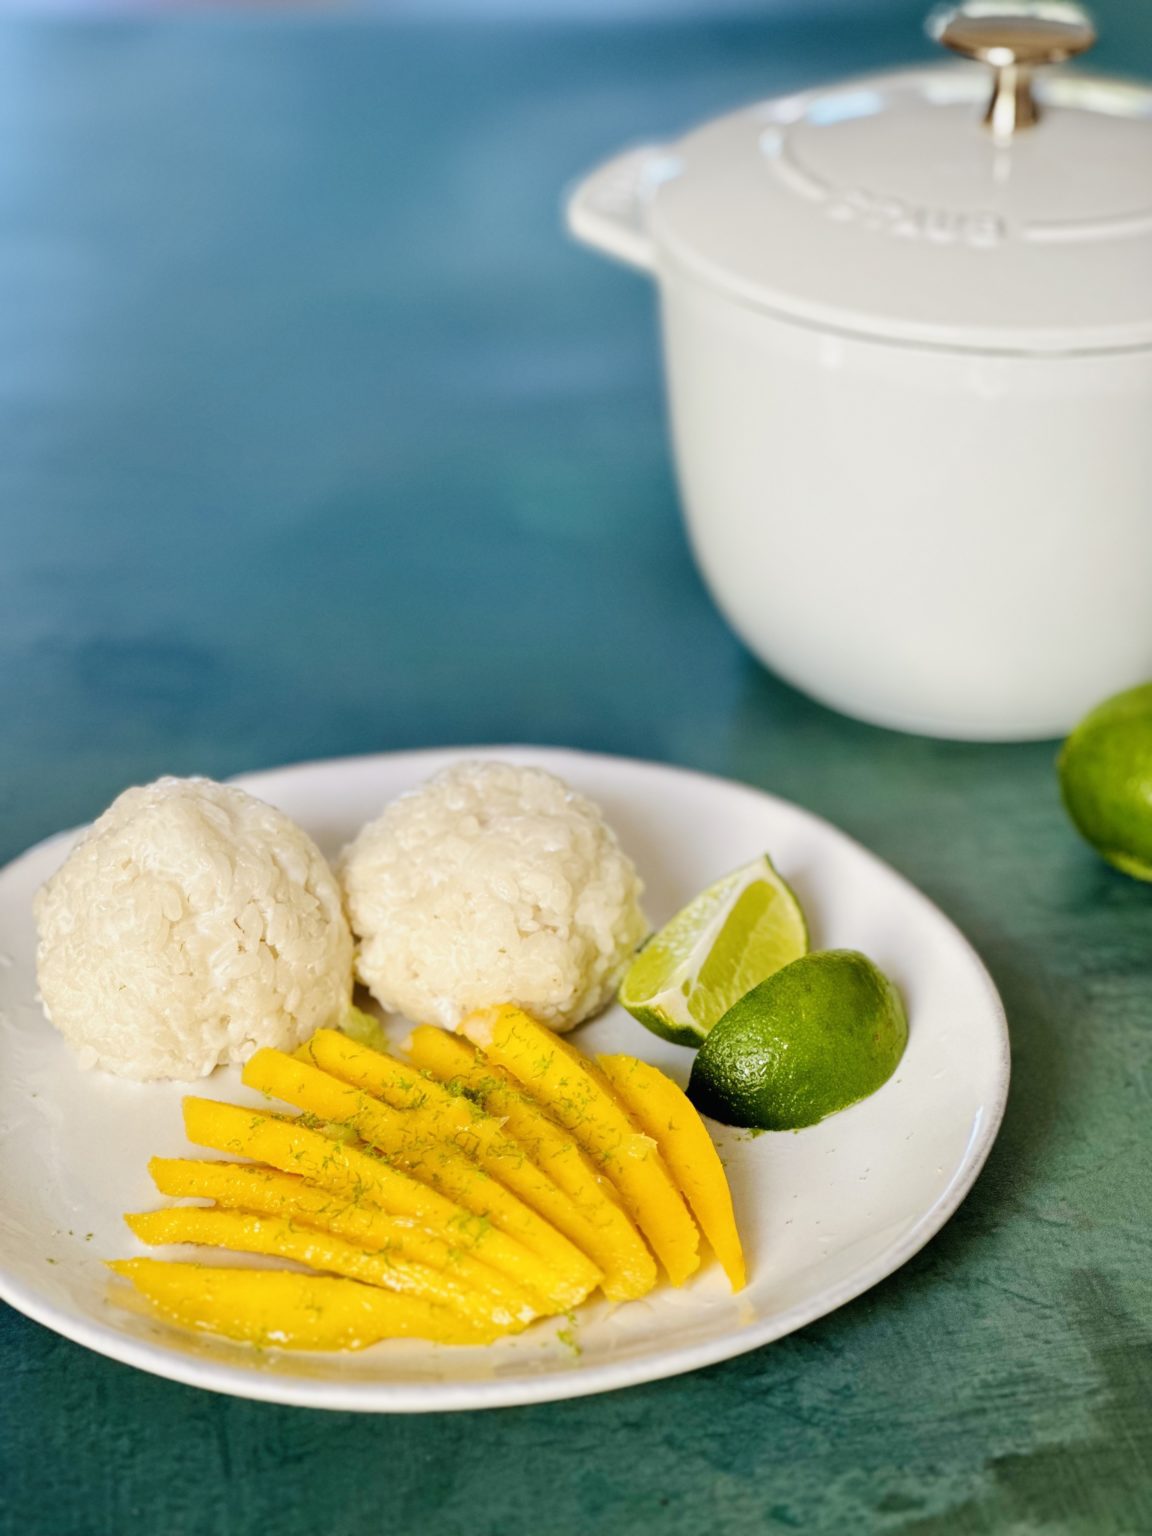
[125, 1207, 520, 1333]
[182, 1097, 569, 1312]
[407, 1026, 657, 1301]
[296, 1031, 429, 1105]
[109, 1259, 488, 1349]
[240, 1051, 601, 1306]
[148, 1158, 538, 1321]
[597, 1054, 746, 1292]
[302, 1028, 646, 1298]
[459, 1006, 700, 1285]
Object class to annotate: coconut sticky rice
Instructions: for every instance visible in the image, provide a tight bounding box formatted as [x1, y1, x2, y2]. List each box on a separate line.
[340, 760, 647, 1032]
[35, 777, 353, 1080]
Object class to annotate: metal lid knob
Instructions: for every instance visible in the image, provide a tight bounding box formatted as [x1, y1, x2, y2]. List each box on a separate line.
[928, 2, 1097, 137]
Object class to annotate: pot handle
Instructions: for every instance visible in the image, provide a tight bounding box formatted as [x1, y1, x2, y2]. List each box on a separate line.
[566, 144, 678, 274]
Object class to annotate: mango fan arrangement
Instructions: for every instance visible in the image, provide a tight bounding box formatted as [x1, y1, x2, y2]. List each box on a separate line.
[110, 1006, 746, 1351]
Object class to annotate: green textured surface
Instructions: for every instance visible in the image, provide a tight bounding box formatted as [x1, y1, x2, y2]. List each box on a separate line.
[2, 7, 1151, 1534]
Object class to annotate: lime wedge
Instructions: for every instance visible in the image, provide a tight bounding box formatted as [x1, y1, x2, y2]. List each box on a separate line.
[339, 1004, 387, 1053]
[619, 855, 808, 1047]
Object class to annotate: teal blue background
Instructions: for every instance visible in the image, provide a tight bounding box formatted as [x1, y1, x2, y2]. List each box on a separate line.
[1, 5, 1151, 1533]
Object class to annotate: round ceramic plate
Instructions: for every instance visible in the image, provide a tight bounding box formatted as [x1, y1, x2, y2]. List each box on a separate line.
[0, 747, 1008, 1411]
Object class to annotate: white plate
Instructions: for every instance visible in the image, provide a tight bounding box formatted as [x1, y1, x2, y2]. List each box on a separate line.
[0, 747, 1008, 1412]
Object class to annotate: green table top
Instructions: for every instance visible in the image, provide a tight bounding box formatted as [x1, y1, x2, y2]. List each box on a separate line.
[1, 7, 1150, 1534]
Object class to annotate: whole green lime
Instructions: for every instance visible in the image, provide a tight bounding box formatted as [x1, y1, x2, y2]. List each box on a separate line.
[1058, 682, 1152, 881]
[687, 949, 907, 1131]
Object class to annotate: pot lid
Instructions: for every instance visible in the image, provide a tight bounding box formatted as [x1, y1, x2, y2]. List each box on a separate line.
[646, 3, 1152, 353]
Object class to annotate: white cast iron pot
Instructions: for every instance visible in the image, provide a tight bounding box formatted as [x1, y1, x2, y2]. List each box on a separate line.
[568, 3, 1152, 740]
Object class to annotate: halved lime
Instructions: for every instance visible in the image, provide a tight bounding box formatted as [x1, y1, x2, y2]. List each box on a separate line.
[688, 949, 907, 1130]
[619, 854, 808, 1047]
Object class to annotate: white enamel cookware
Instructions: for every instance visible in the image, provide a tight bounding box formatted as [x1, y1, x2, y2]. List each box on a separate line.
[569, 3, 1152, 740]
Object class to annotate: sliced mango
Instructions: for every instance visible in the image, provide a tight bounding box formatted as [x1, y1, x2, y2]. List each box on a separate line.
[299, 1030, 437, 1113]
[148, 1158, 539, 1321]
[407, 1026, 657, 1301]
[108, 1258, 488, 1349]
[125, 1207, 520, 1333]
[182, 1097, 570, 1311]
[459, 1006, 700, 1285]
[597, 1054, 746, 1291]
[303, 1028, 646, 1297]
[240, 1050, 601, 1306]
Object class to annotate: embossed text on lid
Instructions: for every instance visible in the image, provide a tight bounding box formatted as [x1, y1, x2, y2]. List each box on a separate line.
[644, 66, 1152, 353]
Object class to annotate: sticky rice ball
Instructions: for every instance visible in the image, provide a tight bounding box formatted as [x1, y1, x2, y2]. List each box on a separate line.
[340, 760, 647, 1032]
[34, 776, 353, 1081]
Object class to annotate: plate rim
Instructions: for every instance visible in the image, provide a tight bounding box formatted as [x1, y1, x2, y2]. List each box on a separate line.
[0, 744, 1011, 1412]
